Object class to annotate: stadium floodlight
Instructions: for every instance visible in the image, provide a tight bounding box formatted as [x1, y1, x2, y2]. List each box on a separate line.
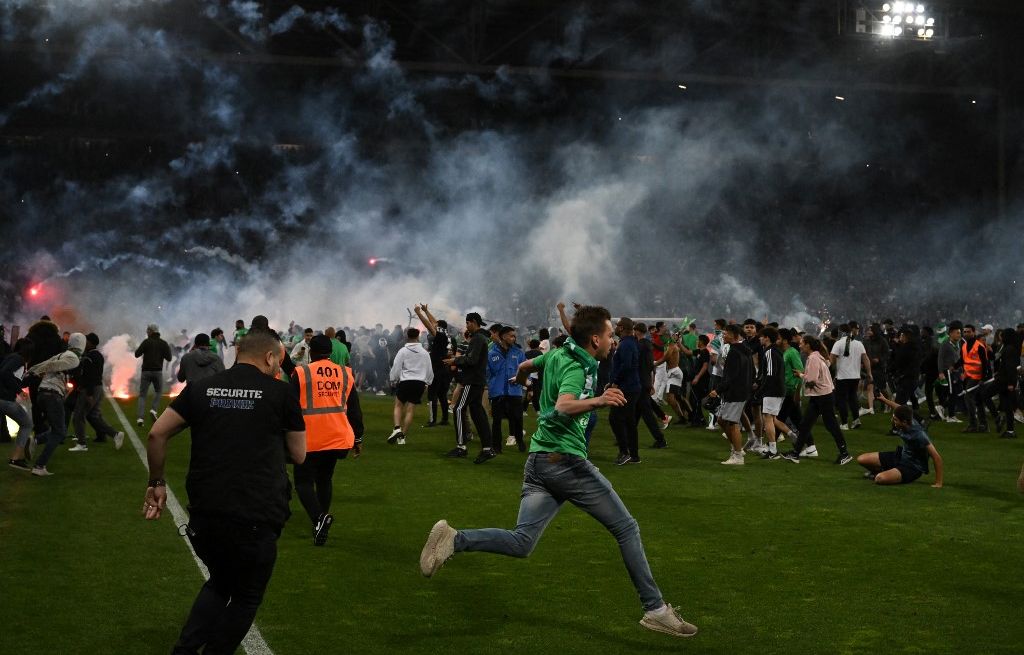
[874, 2, 939, 40]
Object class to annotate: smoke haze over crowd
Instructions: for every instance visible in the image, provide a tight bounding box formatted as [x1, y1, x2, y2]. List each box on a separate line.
[2, 1, 1022, 340]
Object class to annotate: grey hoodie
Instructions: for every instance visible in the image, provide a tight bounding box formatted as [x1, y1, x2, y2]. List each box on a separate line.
[176, 347, 225, 384]
[389, 342, 434, 385]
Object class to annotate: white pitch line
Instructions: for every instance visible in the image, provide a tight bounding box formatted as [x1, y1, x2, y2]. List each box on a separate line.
[108, 396, 275, 655]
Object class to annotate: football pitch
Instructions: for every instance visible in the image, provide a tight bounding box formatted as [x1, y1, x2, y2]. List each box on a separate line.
[2, 395, 1022, 654]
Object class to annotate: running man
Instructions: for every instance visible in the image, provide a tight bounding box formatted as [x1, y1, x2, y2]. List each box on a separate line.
[419, 305, 697, 638]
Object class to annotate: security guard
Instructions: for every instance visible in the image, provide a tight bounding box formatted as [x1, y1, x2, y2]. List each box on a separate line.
[292, 334, 364, 546]
[144, 328, 306, 655]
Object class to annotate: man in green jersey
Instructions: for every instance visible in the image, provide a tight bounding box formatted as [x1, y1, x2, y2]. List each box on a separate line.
[419, 305, 698, 638]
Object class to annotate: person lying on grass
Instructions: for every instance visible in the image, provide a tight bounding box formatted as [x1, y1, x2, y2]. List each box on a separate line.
[857, 395, 944, 488]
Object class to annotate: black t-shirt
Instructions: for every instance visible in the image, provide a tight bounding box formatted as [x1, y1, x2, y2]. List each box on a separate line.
[169, 363, 305, 529]
[429, 331, 450, 369]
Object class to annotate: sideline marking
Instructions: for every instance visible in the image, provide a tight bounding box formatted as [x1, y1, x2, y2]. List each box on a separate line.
[108, 397, 274, 655]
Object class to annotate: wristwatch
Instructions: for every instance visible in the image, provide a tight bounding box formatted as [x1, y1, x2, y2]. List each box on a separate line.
[148, 478, 166, 488]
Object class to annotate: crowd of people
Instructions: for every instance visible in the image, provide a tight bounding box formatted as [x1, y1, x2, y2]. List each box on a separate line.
[4, 306, 1024, 652]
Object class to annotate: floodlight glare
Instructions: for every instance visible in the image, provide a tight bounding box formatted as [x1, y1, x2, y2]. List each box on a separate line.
[916, 3, 925, 12]
[894, 26, 903, 35]
[926, 17, 934, 26]
[883, 15, 891, 22]
[917, 28, 925, 36]
[925, 28, 934, 37]
[882, 2, 891, 11]
[915, 15, 925, 25]
[893, 1, 904, 12]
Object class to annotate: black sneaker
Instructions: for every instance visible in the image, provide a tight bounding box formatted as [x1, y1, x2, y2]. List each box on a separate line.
[650, 441, 668, 449]
[614, 453, 631, 466]
[473, 449, 497, 464]
[313, 513, 334, 546]
[445, 447, 467, 458]
[835, 453, 853, 466]
[781, 451, 800, 464]
[517, 441, 526, 453]
[628, 457, 642, 464]
[761, 451, 781, 460]
[8, 458, 31, 472]
[1000, 430, 1017, 439]
[422, 422, 436, 428]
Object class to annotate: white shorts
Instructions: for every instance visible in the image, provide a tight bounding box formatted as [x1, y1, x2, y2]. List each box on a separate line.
[666, 367, 684, 388]
[761, 396, 784, 416]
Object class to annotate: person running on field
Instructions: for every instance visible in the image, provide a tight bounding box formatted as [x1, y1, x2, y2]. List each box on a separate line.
[419, 305, 698, 638]
[388, 328, 433, 445]
[830, 321, 871, 430]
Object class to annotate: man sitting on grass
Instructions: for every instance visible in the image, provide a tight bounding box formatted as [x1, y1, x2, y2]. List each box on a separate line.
[857, 395, 944, 488]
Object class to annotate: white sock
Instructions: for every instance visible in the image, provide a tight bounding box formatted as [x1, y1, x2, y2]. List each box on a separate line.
[769, 442, 777, 454]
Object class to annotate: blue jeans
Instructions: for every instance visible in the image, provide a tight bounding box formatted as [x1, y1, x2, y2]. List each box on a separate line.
[137, 370, 163, 420]
[34, 390, 67, 468]
[0, 398, 33, 447]
[455, 452, 664, 611]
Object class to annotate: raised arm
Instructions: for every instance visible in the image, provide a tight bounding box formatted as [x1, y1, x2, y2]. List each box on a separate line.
[556, 302, 572, 334]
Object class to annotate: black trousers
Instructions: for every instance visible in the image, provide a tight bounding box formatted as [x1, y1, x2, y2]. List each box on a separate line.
[428, 370, 450, 424]
[490, 396, 524, 451]
[293, 449, 348, 525]
[609, 391, 640, 458]
[173, 515, 279, 655]
[834, 378, 860, 425]
[780, 393, 803, 429]
[454, 383, 492, 449]
[634, 393, 666, 444]
[793, 393, 848, 456]
[979, 382, 1015, 429]
[894, 376, 921, 418]
[923, 373, 939, 416]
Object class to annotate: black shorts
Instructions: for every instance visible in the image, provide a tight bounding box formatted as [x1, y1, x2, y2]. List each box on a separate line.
[878, 449, 923, 484]
[668, 384, 683, 396]
[396, 380, 427, 404]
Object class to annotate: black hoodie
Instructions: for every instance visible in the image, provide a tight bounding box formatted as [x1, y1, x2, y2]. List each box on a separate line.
[718, 340, 753, 403]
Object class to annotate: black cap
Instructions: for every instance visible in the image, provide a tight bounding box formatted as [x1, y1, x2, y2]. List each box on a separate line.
[309, 334, 333, 355]
[465, 312, 485, 327]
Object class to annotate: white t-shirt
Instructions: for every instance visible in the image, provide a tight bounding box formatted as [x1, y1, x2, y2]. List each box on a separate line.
[830, 337, 866, 380]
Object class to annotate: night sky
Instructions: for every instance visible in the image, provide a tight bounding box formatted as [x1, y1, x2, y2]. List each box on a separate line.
[1, 1, 1021, 335]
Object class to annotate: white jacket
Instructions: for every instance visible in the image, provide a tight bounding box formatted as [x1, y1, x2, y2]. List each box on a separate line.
[30, 350, 80, 397]
[389, 343, 434, 385]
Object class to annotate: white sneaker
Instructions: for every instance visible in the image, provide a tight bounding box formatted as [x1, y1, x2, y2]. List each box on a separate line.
[149, 409, 158, 421]
[839, 423, 849, 431]
[387, 427, 403, 444]
[113, 432, 125, 450]
[640, 603, 698, 638]
[777, 433, 786, 443]
[935, 406, 946, 421]
[396, 436, 406, 445]
[136, 418, 143, 427]
[799, 445, 819, 458]
[505, 435, 516, 447]
[31, 466, 53, 477]
[851, 419, 862, 429]
[68, 443, 89, 452]
[858, 407, 874, 416]
[721, 432, 728, 441]
[721, 451, 744, 465]
[1015, 410, 1024, 424]
[420, 519, 457, 577]
[945, 416, 962, 424]
[742, 436, 756, 451]
[662, 416, 673, 430]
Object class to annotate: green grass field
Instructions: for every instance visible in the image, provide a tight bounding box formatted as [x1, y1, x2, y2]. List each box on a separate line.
[2, 395, 1023, 654]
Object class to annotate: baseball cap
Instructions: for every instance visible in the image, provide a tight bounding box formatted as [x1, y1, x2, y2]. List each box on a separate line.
[465, 312, 486, 327]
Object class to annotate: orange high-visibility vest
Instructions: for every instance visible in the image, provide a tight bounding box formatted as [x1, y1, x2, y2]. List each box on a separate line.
[295, 361, 355, 451]
[961, 340, 984, 381]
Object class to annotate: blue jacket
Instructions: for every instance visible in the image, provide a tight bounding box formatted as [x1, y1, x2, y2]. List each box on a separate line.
[487, 343, 526, 398]
[611, 335, 642, 393]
